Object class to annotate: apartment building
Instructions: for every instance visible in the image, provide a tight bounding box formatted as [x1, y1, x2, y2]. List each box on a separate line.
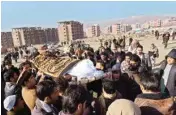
[58, 21, 84, 43]
[1, 32, 14, 48]
[132, 23, 141, 30]
[121, 24, 132, 33]
[111, 23, 121, 35]
[44, 28, 59, 43]
[149, 19, 162, 28]
[12, 27, 59, 47]
[86, 24, 100, 37]
[12, 27, 45, 47]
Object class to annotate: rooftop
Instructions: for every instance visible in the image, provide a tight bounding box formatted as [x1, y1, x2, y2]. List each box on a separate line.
[58, 20, 82, 24]
[12, 27, 42, 30]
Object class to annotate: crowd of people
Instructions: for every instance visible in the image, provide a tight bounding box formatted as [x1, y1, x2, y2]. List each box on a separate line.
[1, 33, 176, 115]
[155, 30, 176, 48]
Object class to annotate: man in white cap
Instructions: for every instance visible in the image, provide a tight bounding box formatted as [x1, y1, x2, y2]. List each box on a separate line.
[4, 95, 26, 115]
[106, 99, 141, 115]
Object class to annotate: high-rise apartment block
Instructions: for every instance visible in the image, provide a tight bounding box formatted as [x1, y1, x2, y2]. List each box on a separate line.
[86, 24, 100, 38]
[111, 23, 121, 34]
[12, 27, 59, 47]
[132, 23, 141, 30]
[142, 22, 150, 29]
[149, 19, 162, 28]
[121, 24, 132, 33]
[43, 28, 59, 43]
[12, 27, 45, 47]
[103, 26, 112, 34]
[1, 32, 14, 48]
[58, 21, 84, 43]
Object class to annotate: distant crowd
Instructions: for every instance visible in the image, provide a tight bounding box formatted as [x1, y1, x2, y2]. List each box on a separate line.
[1, 31, 176, 115]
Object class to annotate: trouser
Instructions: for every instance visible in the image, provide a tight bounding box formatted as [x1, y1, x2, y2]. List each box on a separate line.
[14, 58, 17, 63]
[164, 40, 168, 48]
[156, 36, 159, 40]
[173, 36, 175, 40]
[21, 54, 23, 58]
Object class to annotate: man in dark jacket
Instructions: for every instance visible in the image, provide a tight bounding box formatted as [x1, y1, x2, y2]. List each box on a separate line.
[98, 78, 122, 115]
[123, 54, 142, 101]
[4, 68, 20, 98]
[160, 49, 176, 97]
[104, 41, 112, 54]
[100, 52, 111, 72]
[4, 52, 12, 63]
[114, 46, 126, 62]
[12, 51, 18, 63]
[136, 45, 152, 72]
[59, 85, 95, 115]
[162, 32, 170, 48]
[20, 50, 23, 58]
[2, 60, 18, 82]
[155, 30, 160, 40]
[135, 72, 176, 115]
[1, 60, 18, 115]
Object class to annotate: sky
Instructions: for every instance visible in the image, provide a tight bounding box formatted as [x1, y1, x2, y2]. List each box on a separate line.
[1, 1, 176, 31]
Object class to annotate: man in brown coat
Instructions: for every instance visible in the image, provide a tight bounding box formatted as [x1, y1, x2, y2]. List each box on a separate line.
[135, 72, 176, 115]
[17, 69, 37, 111]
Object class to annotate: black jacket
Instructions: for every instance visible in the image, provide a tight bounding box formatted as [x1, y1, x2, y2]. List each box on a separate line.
[160, 61, 176, 97]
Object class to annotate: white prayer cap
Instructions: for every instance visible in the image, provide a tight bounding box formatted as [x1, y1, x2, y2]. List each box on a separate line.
[4, 95, 16, 111]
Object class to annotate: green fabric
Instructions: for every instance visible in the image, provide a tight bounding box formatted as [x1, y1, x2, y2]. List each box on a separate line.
[160, 78, 165, 93]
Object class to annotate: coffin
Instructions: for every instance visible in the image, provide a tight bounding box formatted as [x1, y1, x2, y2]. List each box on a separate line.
[33, 54, 104, 83]
[33, 54, 80, 77]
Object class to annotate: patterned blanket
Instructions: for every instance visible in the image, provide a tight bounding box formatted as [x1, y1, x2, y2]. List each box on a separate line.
[33, 54, 79, 77]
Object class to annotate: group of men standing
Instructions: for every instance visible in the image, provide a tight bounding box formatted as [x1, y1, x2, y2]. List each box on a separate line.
[155, 30, 176, 48]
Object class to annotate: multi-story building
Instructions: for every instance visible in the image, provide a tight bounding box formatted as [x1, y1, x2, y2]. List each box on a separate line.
[86, 24, 101, 37]
[103, 26, 112, 34]
[163, 17, 176, 27]
[12, 27, 59, 47]
[84, 32, 87, 38]
[1, 32, 14, 48]
[149, 19, 162, 28]
[58, 21, 84, 43]
[12, 27, 45, 47]
[121, 24, 132, 33]
[132, 23, 141, 30]
[111, 23, 121, 35]
[142, 22, 150, 29]
[43, 28, 59, 43]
